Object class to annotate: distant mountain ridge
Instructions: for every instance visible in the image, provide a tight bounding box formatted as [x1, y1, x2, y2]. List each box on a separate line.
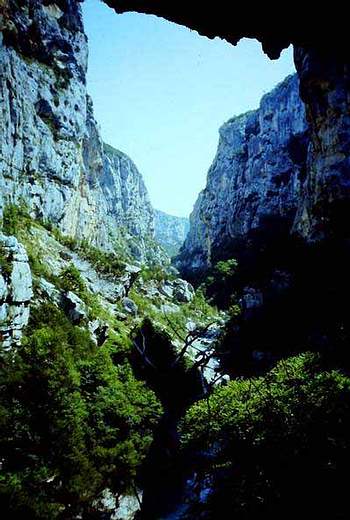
[154, 209, 189, 257]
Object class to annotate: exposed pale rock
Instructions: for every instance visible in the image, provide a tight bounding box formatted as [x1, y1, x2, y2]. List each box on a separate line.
[154, 209, 189, 256]
[60, 291, 87, 324]
[0, 234, 32, 349]
[114, 494, 141, 520]
[88, 319, 109, 346]
[159, 281, 174, 299]
[0, 0, 165, 264]
[38, 277, 61, 304]
[115, 311, 128, 321]
[160, 303, 180, 314]
[178, 75, 308, 274]
[122, 297, 138, 316]
[141, 284, 161, 299]
[173, 279, 194, 303]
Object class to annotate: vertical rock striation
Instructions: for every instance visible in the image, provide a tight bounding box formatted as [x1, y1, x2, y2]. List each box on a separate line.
[0, 0, 160, 261]
[154, 209, 189, 256]
[293, 46, 350, 241]
[0, 234, 33, 350]
[178, 74, 308, 275]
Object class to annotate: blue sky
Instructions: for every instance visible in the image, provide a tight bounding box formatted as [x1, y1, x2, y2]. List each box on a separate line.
[82, 0, 295, 217]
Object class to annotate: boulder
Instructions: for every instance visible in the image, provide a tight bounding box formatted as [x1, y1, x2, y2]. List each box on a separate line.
[88, 319, 109, 346]
[160, 303, 180, 314]
[60, 291, 87, 324]
[122, 297, 138, 316]
[173, 278, 195, 303]
[38, 277, 60, 304]
[159, 281, 174, 299]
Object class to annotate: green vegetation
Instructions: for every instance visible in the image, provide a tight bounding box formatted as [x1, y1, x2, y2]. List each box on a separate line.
[0, 245, 12, 279]
[2, 201, 32, 236]
[49, 264, 115, 324]
[202, 258, 239, 309]
[79, 240, 125, 277]
[3, 202, 350, 519]
[0, 303, 161, 519]
[140, 264, 172, 283]
[58, 263, 87, 295]
[130, 286, 219, 339]
[181, 353, 350, 517]
[44, 225, 127, 278]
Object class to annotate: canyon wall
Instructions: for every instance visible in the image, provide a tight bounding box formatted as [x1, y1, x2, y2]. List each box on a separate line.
[0, 0, 160, 261]
[178, 72, 350, 376]
[154, 209, 189, 257]
[178, 74, 308, 274]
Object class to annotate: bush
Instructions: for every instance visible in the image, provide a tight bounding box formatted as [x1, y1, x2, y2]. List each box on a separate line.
[0, 304, 162, 519]
[140, 265, 169, 283]
[0, 245, 12, 279]
[78, 240, 125, 278]
[180, 353, 350, 518]
[203, 258, 239, 308]
[58, 264, 87, 295]
[2, 201, 32, 236]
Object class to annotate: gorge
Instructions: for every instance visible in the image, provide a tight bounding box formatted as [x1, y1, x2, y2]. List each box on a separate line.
[1, 1, 350, 519]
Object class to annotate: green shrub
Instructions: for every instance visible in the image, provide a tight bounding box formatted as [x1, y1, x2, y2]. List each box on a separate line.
[0, 245, 12, 278]
[41, 225, 126, 278]
[78, 240, 125, 277]
[2, 201, 32, 236]
[181, 353, 350, 518]
[203, 257, 239, 309]
[140, 265, 169, 283]
[58, 264, 87, 295]
[0, 304, 161, 518]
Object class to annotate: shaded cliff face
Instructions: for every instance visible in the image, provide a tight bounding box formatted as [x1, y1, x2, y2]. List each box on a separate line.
[178, 72, 350, 376]
[178, 75, 308, 275]
[154, 210, 189, 257]
[293, 46, 350, 241]
[0, 0, 159, 261]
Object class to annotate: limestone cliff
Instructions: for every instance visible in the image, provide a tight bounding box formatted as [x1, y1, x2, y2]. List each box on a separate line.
[177, 72, 350, 378]
[178, 74, 308, 275]
[0, 0, 160, 262]
[0, 234, 32, 349]
[154, 209, 189, 257]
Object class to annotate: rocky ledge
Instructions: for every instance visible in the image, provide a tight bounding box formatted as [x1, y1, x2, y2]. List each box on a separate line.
[0, 234, 33, 349]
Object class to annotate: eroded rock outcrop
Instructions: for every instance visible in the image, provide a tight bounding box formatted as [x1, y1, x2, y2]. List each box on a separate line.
[293, 46, 350, 241]
[0, 234, 32, 349]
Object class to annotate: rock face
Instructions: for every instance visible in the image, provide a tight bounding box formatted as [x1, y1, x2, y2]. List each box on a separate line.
[0, 0, 160, 262]
[0, 234, 33, 350]
[293, 46, 350, 241]
[178, 71, 350, 377]
[154, 209, 189, 257]
[178, 75, 308, 275]
[60, 290, 87, 324]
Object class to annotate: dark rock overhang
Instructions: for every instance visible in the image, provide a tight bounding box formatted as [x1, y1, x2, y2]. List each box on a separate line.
[102, 1, 346, 59]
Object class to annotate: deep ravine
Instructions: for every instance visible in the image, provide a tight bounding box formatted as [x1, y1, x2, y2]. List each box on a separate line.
[131, 319, 226, 519]
[2, 2, 350, 520]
